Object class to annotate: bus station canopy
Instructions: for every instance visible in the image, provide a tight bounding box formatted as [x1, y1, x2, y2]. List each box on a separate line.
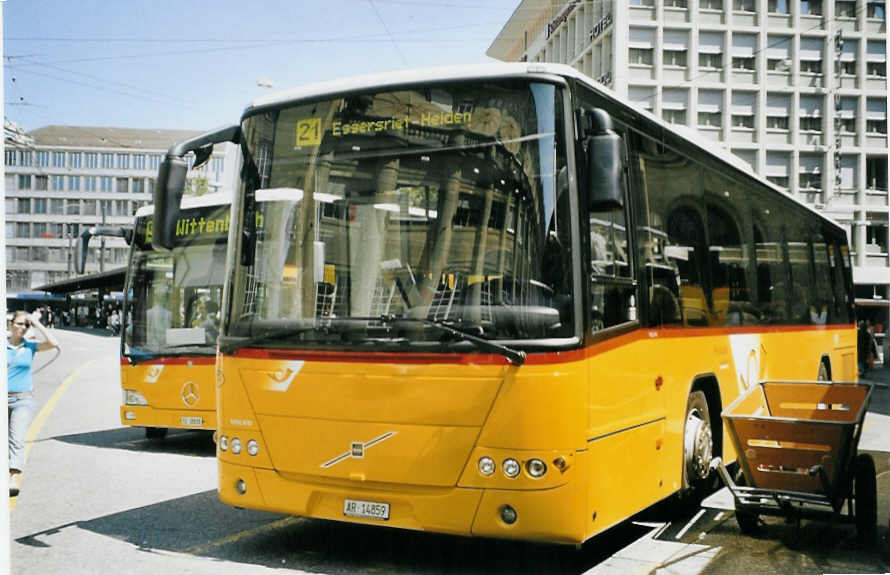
[32, 267, 127, 295]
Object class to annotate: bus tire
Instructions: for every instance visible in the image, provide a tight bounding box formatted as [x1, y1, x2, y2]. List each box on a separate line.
[855, 453, 877, 545]
[683, 390, 714, 495]
[145, 427, 168, 440]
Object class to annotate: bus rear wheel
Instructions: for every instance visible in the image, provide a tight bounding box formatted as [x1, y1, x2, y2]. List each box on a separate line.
[683, 390, 714, 494]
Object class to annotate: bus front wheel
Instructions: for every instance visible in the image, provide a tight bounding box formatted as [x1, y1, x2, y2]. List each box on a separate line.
[683, 390, 714, 494]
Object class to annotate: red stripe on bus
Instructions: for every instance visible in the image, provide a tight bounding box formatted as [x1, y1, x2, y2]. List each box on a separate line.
[120, 356, 216, 366]
[227, 323, 854, 366]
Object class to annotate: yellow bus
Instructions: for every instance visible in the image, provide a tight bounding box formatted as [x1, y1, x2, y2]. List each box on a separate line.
[152, 63, 856, 543]
[120, 193, 229, 439]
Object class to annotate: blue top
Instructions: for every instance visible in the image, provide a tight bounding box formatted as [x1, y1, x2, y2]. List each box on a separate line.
[7, 340, 38, 393]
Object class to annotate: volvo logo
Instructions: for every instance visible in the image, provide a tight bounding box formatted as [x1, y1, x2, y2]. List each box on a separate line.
[320, 432, 397, 468]
[181, 381, 200, 407]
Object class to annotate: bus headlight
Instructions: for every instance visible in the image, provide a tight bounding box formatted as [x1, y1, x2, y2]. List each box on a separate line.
[230, 437, 242, 455]
[246, 439, 259, 456]
[123, 390, 149, 406]
[478, 456, 495, 476]
[502, 458, 520, 478]
[526, 458, 547, 478]
[219, 436, 228, 452]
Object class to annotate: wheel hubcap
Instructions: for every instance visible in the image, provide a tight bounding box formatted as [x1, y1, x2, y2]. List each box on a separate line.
[685, 409, 713, 482]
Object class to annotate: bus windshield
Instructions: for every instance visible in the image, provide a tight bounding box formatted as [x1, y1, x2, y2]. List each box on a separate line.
[125, 208, 228, 358]
[230, 79, 575, 350]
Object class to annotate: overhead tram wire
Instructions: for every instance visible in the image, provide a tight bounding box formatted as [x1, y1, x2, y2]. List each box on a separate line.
[367, 0, 409, 66]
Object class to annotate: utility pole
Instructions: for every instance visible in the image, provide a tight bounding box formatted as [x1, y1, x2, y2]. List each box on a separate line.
[832, 30, 844, 204]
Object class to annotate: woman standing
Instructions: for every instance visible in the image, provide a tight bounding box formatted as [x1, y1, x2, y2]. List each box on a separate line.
[7, 310, 59, 496]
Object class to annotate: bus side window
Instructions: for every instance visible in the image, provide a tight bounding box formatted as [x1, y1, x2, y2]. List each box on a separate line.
[589, 209, 635, 330]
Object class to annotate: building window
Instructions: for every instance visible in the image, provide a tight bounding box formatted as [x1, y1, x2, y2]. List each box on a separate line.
[82, 200, 97, 216]
[149, 155, 161, 171]
[837, 0, 856, 16]
[5, 150, 17, 166]
[100, 177, 113, 192]
[701, 0, 723, 8]
[699, 53, 722, 69]
[16, 223, 30, 238]
[663, 50, 687, 67]
[116, 178, 129, 193]
[34, 175, 48, 191]
[85, 153, 98, 169]
[33, 223, 47, 239]
[800, 116, 822, 131]
[867, 0, 885, 19]
[50, 199, 64, 215]
[132, 179, 145, 194]
[20, 151, 32, 167]
[101, 153, 114, 169]
[630, 0, 655, 5]
[33, 198, 47, 214]
[839, 118, 856, 133]
[116, 154, 130, 170]
[665, 0, 688, 7]
[51, 175, 64, 191]
[767, 115, 789, 130]
[734, 0, 755, 11]
[732, 56, 755, 70]
[799, 172, 822, 189]
[732, 114, 754, 128]
[36, 151, 49, 167]
[84, 176, 97, 192]
[133, 154, 146, 170]
[698, 111, 722, 127]
[767, 176, 789, 188]
[66, 200, 80, 215]
[840, 60, 856, 75]
[801, 0, 823, 14]
[17, 199, 30, 214]
[52, 152, 65, 168]
[17, 175, 31, 190]
[867, 62, 887, 77]
[768, 0, 789, 13]
[629, 48, 654, 65]
[663, 109, 687, 124]
[867, 119, 888, 134]
[68, 176, 81, 191]
[800, 60, 822, 74]
[68, 152, 82, 168]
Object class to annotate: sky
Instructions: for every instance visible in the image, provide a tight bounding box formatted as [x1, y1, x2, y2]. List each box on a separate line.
[3, 0, 524, 133]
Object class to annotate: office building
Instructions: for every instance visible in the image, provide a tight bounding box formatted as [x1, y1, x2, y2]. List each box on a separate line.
[489, 0, 889, 352]
[4, 124, 237, 294]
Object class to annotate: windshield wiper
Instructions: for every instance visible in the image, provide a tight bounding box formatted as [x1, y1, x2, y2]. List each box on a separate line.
[219, 323, 319, 354]
[380, 315, 526, 366]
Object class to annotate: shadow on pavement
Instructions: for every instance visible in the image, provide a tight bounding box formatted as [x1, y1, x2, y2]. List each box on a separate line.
[14, 488, 654, 574]
[52, 427, 215, 457]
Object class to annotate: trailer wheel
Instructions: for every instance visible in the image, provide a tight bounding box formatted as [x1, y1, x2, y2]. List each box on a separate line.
[854, 453, 877, 545]
[683, 390, 714, 494]
[145, 427, 168, 440]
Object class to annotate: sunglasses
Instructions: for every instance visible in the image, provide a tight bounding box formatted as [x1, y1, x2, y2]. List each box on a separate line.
[12, 321, 30, 327]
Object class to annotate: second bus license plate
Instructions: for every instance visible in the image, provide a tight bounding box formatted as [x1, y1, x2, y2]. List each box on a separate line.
[343, 498, 390, 521]
[180, 416, 203, 426]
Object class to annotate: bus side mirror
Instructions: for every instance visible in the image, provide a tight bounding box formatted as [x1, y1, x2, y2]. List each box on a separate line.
[152, 124, 241, 251]
[76, 230, 92, 274]
[152, 156, 189, 250]
[585, 108, 624, 212]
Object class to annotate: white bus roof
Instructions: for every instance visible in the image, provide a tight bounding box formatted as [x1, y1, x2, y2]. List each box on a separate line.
[246, 62, 841, 234]
[135, 191, 231, 219]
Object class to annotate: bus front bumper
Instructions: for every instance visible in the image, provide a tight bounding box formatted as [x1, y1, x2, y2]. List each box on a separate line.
[120, 405, 215, 431]
[218, 459, 587, 544]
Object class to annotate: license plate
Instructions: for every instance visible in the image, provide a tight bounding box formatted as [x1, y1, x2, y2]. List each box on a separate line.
[180, 416, 203, 426]
[343, 498, 390, 521]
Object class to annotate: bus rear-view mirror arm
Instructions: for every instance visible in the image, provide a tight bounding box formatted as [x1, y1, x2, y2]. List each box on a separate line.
[584, 108, 625, 212]
[153, 124, 241, 250]
[76, 226, 134, 274]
